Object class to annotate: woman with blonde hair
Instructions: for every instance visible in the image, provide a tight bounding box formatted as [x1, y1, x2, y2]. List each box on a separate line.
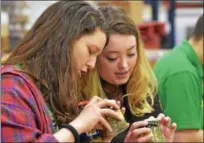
[82, 5, 177, 142]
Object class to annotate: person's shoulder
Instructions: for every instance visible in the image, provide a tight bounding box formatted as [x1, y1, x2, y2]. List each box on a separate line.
[1, 65, 37, 95]
[154, 48, 195, 78]
[1, 65, 43, 109]
[1, 65, 16, 73]
[155, 48, 183, 66]
[1, 65, 24, 75]
[1, 65, 34, 82]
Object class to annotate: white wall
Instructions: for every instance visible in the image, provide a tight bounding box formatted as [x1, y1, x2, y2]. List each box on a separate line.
[26, 1, 57, 30]
[24, 2, 203, 45]
[175, 8, 203, 44]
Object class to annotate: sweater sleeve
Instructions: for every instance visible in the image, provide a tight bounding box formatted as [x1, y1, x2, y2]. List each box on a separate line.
[1, 73, 59, 142]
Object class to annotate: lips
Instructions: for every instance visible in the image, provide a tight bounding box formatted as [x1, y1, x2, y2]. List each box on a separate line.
[79, 70, 88, 78]
[81, 70, 87, 75]
[115, 71, 129, 78]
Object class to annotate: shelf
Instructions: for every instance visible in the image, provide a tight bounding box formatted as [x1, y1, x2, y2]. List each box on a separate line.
[162, 1, 203, 9]
[97, 1, 143, 24]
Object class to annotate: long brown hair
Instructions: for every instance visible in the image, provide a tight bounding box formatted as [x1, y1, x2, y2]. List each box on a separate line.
[3, 1, 108, 124]
[97, 5, 157, 116]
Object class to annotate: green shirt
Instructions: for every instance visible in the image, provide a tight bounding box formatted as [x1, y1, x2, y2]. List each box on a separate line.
[154, 40, 203, 130]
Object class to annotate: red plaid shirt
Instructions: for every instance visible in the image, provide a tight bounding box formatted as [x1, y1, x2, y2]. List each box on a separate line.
[1, 65, 59, 142]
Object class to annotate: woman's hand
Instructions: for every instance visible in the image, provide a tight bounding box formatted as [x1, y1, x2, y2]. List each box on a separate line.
[157, 113, 177, 142]
[124, 121, 153, 142]
[70, 96, 122, 135]
[92, 101, 128, 143]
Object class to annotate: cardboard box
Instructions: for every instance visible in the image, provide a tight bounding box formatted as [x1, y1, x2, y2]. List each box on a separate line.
[97, 1, 143, 24]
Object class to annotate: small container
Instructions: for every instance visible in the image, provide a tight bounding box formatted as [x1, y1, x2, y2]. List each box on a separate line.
[104, 108, 129, 138]
[77, 100, 129, 142]
[147, 119, 165, 142]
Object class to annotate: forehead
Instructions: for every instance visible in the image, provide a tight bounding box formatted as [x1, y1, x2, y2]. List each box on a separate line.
[76, 28, 106, 48]
[105, 34, 136, 51]
[79, 28, 105, 40]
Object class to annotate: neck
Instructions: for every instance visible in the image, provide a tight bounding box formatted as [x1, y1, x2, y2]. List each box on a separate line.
[100, 79, 125, 101]
[188, 38, 203, 66]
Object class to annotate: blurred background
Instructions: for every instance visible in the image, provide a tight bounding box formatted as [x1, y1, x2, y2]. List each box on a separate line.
[1, 0, 203, 67]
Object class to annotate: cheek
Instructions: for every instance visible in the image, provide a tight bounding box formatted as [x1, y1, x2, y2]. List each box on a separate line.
[98, 60, 115, 72]
[97, 59, 116, 80]
[73, 53, 79, 69]
[75, 50, 89, 66]
[129, 57, 137, 72]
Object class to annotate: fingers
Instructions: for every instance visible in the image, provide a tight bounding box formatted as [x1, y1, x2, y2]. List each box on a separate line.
[95, 123, 103, 130]
[157, 113, 165, 120]
[100, 108, 122, 120]
[116, 101, 121, 107]
[121, 107, 126, 115]
[137, 133, 153, 142]
[160, 116, 171, 127]
[170, 123, 177, 131]
[129, 121, 148, 132]
[89, 96, 103, 104]
[88, 97, 121, 111]
[99, 116, 113, 133]
[125, 127, 152, 142]
[144, 116, 155, 121]
[97, 99, 119, 110]
[155, 114, 177, 131]
[130, 127, 151, 138]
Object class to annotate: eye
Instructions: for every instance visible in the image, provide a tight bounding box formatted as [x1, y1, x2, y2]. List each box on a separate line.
[128, 53, 136, 57]
[88, 45, 99, 55]
[107, 57, 117, 62]
[88, 48, 92, 55]
[88, 46, 94, 55]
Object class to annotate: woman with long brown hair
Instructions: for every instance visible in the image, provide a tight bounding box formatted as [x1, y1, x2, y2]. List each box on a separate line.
[1, 1, 122, 142]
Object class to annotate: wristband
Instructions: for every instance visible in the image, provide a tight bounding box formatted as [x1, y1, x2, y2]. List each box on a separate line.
[59, 124, 80, 143]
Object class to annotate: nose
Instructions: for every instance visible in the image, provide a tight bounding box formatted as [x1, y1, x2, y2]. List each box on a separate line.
[86, 56, 97, 70]
[118, 58, 128, 69]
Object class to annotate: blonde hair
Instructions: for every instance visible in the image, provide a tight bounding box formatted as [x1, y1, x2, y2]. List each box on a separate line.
[81, 5, 158, 117]
[80, 68, 106, 100]
[126, 28, 157, 116]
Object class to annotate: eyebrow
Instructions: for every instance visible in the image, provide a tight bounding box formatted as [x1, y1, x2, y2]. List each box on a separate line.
[127, 45, 136, 51]
[106, 45, 136, 53]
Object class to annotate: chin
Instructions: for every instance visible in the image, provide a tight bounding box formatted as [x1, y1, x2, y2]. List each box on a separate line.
[114, 78, 129, 85]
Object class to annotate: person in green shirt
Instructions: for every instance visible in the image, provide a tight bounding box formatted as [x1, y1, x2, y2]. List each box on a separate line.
[154, 14, 203, 142]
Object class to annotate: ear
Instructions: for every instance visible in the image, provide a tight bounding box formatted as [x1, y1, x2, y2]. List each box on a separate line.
[197, 38, 203, 65]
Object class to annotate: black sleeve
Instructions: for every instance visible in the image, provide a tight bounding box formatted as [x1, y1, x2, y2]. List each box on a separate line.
[142, 94, 164, 119]
[151, 94, 163, 117]
[124, 94, 163, 123]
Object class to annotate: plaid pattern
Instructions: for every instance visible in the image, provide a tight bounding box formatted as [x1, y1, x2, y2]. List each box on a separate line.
[1, 65, 59, 142]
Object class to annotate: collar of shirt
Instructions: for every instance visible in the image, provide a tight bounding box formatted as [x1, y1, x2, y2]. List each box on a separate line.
[180, 40, 203, 79]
